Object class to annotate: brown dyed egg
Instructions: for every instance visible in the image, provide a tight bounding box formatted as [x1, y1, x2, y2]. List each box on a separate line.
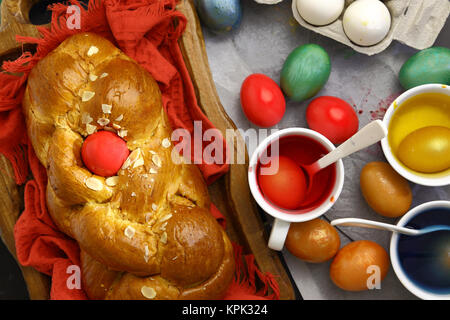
[330, 240, 389, 291]
[360, 161, 412, 218]
[285, 219, 340, 263]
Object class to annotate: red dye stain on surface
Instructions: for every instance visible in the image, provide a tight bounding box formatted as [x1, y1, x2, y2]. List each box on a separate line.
[370, 92, 402, 120]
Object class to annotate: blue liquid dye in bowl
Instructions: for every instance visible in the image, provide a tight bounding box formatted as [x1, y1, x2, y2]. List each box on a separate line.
[397, 207, 450, 294]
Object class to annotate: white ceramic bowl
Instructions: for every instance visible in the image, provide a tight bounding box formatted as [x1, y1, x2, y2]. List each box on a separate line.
[390, 200, 450, 300]
[248, 128, 344, 250]
[381, 83, 450, 186]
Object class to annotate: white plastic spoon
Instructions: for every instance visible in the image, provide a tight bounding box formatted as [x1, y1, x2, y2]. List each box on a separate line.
[301, 120, 388, 195]
[331, 218, 450, 236]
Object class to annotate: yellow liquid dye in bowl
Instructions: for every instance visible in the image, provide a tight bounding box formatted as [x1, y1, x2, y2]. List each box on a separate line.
[388, 92, 450, 177]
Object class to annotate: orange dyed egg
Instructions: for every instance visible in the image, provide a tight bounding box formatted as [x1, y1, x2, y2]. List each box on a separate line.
[330, 240, 389, 291]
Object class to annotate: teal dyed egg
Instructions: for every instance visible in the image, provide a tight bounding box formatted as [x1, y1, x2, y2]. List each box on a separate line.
[196, 0, 242, 34]
[280, 44, 331, 102]
[399, 47, 450, 90]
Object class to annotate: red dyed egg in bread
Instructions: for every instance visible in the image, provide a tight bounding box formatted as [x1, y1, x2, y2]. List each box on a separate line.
[82, 130, 129, 177]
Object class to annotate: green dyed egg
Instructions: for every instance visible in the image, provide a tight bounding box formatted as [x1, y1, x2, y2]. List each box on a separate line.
[397, 126, 450, 173]
[399, 47, 450, 90]
[280, 44, 331, 102]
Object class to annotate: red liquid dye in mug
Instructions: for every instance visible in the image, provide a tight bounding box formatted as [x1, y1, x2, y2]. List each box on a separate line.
[256, 135, 337, 214]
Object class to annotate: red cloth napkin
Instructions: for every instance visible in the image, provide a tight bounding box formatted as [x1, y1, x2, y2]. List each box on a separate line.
[0, 0, 279, 300]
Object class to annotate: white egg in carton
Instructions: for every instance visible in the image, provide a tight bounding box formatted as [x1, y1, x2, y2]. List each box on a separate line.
[255, 0, 450, 56]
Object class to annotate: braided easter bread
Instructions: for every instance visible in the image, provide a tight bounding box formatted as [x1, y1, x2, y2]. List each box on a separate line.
[22, 33, 234, 299]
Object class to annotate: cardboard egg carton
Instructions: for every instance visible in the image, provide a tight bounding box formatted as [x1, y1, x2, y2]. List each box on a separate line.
[260, 0, 450, 56]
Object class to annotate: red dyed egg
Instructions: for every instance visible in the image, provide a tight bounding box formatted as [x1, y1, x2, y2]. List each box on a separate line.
[258, 156, 307, 210]
[81, 131, 129, 177]
[240, 74, 286, 127]
[306, 96, 359, 144]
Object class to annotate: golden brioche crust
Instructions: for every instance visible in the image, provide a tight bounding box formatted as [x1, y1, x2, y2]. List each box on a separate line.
[22, 33, 234, 299]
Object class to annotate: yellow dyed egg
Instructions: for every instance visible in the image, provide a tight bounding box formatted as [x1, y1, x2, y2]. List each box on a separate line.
[397, 126, 450, 173]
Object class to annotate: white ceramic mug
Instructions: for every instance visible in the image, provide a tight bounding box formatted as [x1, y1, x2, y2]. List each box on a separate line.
[248, 128, 345, 251]
[381, 83, 450, 186]
[390, 200, 450, 300]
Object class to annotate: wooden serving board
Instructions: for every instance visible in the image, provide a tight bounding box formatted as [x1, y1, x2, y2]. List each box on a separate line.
[0, 0, 296, 300]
